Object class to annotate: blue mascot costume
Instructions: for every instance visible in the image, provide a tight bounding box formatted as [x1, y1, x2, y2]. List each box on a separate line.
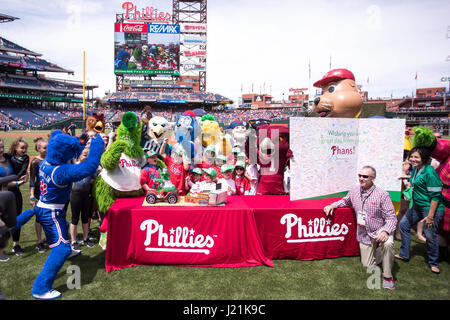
[15, 130, 104, 299]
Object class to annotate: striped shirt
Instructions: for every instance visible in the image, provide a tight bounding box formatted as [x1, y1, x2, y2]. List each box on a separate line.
[331, 184, 397, 245]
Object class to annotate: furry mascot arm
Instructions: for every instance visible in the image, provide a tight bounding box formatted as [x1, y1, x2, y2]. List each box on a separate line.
[100, 140, 127, 171]
[413, 126, 450, 167]
[412, 126, 436, 149]
[52, 134, 105, 186]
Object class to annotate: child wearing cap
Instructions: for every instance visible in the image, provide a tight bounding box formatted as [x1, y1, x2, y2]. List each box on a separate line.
[189, 168, 217, 194]
[185, 167, 203, 192]
[228, 147, 241, 165]
[234, 161, 251, 195]
[161, 138, 190, 196]
[140, 150, 163, 193]
[217, 164, 236, 196]
[198, 145, 216, 169]
[213, 155, 227, 179]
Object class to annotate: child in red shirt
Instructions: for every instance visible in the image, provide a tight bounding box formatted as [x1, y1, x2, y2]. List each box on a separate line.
[185, 167, 203, 192]
[140, 150, 163, 193]
[213, 155, 227, 179]
[161, 139, 190, 196]
[234, 160, 251, 195]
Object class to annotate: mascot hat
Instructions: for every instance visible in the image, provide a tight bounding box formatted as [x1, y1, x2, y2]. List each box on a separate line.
[314, 68, 355, 88]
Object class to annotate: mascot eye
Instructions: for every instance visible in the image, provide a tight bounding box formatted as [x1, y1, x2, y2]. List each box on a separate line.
[279, 137, 284, 142]
[328, 85, 335, 93]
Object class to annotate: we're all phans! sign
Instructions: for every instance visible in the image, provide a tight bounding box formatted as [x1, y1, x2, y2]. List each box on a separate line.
[289, 117, 405, 201]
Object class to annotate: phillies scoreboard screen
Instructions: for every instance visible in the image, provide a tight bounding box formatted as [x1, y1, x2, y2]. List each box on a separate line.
[114, 23, 180, 76]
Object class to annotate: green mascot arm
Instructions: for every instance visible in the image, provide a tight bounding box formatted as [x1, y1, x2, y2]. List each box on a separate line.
[100, 140, 127, 171]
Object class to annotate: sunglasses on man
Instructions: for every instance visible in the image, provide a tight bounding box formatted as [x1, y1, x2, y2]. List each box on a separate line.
[358, 174, 373, 179]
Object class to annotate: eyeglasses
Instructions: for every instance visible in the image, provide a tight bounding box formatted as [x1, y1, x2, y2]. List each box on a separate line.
[358, 174, 373, 179]
[235, 167, 244, 170]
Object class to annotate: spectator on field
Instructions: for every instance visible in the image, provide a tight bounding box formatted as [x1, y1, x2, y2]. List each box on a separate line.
[29, 137, 48, 253]
[323, 165, 398, 290]
[395, 147, 445, 275]
[7, 137, 30, 257]
[70, 147, 96, 254]
[67, 121, 77, 136]
[0, 138, 15, 262]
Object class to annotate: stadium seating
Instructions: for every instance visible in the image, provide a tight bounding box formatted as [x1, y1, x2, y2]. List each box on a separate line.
[0, 74, 80, 93]
[0, 107, 46, 127]
[0, 36, 38, 55]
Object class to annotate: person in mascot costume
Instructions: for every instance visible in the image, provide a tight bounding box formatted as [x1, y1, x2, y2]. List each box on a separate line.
[199, 114, 232, 157]
[86, 113, 106, 133]
[411, 126, 450, 259]
[14, 130, 104, 299]
[144, 115, 173, 156]
[173, 110, 201, 162]
[248, 124, 292, 195]
[312, 68, 363, 118]
[94, 112, 146, 248]
[227, 120, 251, 153]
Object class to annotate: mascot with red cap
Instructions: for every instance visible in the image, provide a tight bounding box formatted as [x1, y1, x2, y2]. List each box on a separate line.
[312, 68, 363, 118]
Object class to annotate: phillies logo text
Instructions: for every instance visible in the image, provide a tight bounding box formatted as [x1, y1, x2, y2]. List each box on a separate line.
[280, 214, 349, 243]
[140, 219, 215, 254]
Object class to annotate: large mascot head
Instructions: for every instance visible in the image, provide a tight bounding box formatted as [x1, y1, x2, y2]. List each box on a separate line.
[46, 130, 85, 165]
[86, 113, 106, 133]
[200, 115, 220, 148]
[256, 124, 291, 169]
[175, 110, 199, 144]
[147, 116, 171, 143]
[229, 120, 251, 151]
[116, 112, 144, 159]
[313, 68, 363, 118]
[174, 110, 201, 159]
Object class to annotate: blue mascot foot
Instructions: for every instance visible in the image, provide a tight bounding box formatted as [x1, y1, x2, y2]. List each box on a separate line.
[32, 289, 61, 300]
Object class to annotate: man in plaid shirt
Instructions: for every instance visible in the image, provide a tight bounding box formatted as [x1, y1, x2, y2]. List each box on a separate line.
[324, 166, 397, 290]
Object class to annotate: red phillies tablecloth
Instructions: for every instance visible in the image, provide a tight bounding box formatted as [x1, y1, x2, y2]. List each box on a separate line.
[105, 196, 273, 272]
[241, 196, 360, 260]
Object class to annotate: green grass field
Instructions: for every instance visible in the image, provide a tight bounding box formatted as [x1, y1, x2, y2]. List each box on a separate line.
[0, 131, 449, 301]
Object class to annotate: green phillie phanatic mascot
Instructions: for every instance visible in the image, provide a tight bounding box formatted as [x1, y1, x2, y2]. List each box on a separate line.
[94, 112, 146, 248]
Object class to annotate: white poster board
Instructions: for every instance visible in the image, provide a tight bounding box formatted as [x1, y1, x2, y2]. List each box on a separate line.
[289, 117, 405, 201]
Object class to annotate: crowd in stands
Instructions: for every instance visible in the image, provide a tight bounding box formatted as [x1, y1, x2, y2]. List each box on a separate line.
[0, 102, 446, 131]
[107, 91, 230, 103]
[0, 52, 67, 73]
[0, 73, 80, 93]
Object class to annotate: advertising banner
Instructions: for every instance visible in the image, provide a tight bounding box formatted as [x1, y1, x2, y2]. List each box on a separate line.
[181, 35, 206, 44]
[114, 23, 180, 75]
[289, 117, 405, 201]
[180, 23, 207, 33]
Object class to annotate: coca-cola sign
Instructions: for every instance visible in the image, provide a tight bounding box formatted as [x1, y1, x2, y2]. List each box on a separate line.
[115, 23, 147, 33]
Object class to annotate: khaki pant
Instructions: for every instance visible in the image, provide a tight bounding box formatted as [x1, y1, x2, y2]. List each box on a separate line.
[359, 234, 395, 278]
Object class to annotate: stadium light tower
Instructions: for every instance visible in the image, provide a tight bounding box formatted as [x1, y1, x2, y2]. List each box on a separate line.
[173, 0, 207, 92]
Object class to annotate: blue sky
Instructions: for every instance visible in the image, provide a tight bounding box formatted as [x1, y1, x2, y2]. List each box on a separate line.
[1, 0, 449, 103]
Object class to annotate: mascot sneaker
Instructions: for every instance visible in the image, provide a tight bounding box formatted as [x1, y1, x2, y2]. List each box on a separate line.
[32, 289, 61, 300]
